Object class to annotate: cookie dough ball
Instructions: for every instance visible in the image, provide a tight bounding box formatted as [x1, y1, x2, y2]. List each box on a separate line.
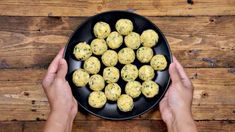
[72, 69, 90, 87]
[117, 94, 134, 112]
[124, 32, 141, 49]
[84, 56, 101, 74]
[90, 38, 108, 55]
[121, 64, 138, 82]
[137, 47, 153, 63]
[89, 74, 105, 91]
[125, 81, 142, 98]
[118, 48, 135, 64]
[73, 42, 92, 60]
[141, 29, 159, 47]
[115, 19, 133, 35]
[103, 67, 120, 83]
[93, 22, 111, 39]
[150, 55, 168, 71]
[142, 80, 159, 98]
[88, 91, 107, 108]
[104, 83, 121, 101]
[106, 31, 123, 49]
[101, 50, 118, 66]
[139, 65, 155, 81]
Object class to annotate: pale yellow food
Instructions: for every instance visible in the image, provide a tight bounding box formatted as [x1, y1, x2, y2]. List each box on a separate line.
[93, 22, 111, 39]
[88, 74, 105, 91]
[142, 80, 159, 98]
[125, 81, 142, 98]
[73, 42, 92, 60]
[118, 48, 135, 64]
[141, 29, 159, 47]
[115, 19, 133, 35]
[121, 64, 138, 82]
[139, 65, 155, 81]
[90, 38, 108, 55]
[101, 50, 118, 66]
[88, 91, 107, 108]
[117, 94, 134, 112]
[104, 83, 121, 101]
[72, 69, 90, 87]
[106, 31, 123, 49]
[150, 54, 168, 71]
[103, 67, 120, 83]
[83, 56, 101, 74]
[124, 32, 141, 49]
[136, 47, 153, 63]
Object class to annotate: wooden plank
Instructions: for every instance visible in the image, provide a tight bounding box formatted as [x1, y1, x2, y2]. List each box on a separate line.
[0, 122, 22, 132]
[0, 0, 235, 16]
[0, 16, 235, 68]
[0, 68, 234, 121]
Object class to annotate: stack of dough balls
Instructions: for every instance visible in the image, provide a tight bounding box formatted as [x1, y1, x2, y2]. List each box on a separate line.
[72, 19, 168, 112]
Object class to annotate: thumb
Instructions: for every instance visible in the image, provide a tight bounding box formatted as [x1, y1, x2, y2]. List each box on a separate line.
[169, 62, 181, 84]
[56, 59, 68, 79]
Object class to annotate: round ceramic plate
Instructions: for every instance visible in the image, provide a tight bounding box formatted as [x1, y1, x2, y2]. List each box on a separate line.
[64, 10, 172, 120]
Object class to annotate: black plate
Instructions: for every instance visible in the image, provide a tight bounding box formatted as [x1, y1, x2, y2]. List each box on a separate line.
[64, 10, 172, 120]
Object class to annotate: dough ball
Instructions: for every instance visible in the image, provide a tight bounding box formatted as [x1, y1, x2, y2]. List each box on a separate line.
[88, 91, 107, 108]
[103, 67, 120, 83]
[89, 74, 105, 91]
[93, 22, 111, 39]
[142, 80, 159, 98]
[118, 48, 135, 64]
[90, 38, 108, 55]
[150, 54, 168, 70]
[106, 31, 123, 49]
[72, 69, 90, 87]
[104, 83, 121, 101]
[136, 47, 153, 63]
[101, 50, 118, 66]
[139, 65, 155, 81]
[141, 29, 159, 47]
[84, 56, 101, 74]
[117, 94, 134, 112]
[73, 42, 92, 60]
[125, 81, 142, 98]
[121, 64, 138, 82]
[124, 32, 141, 49]
[115, 19, 133, 35]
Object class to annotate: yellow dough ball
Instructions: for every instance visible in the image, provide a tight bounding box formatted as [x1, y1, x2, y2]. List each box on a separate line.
[117, 94, 134, 112]
[88, 91, 107, 108]
[93, 22, 111, 39]
[106, 31, 123, 49]
[136, 47, 153, 63]
[88, 74, 105, 91]
[124, 32, 141, 49]
[141, 29, 159, 47]
[121, 64, 138, 82]
[72, 69, 90, 87]
[125, 81, 142, 98]
[90, 38, 108, 55]
[142, 80, 159, 98]
[150, 54, 168, 71]
[101, 50, 118, 66]
[103, 67, 120, 83]
[115, 19, 133, 35]
[139, 65, 155, 81]
[118, 48, 135, 64]
[83, 56, 101, 74]
[73, 42, 92, 61]
[104, 83, 121, 101]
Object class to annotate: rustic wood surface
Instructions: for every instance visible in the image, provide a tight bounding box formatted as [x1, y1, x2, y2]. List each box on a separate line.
[0, 0, 235, 131]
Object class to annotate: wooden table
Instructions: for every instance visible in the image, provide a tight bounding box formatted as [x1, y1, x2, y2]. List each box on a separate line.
[0, 0, 235, 131]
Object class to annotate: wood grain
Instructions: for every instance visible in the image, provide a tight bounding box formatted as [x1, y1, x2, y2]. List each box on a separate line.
[0, 0, 235, 16]
[0, 68, 234, 121]
[0, 16, 235, 69]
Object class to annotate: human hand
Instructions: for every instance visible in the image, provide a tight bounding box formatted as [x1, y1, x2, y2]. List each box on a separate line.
[42, 48, 77, 132]
[159, 56, 197, 132]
